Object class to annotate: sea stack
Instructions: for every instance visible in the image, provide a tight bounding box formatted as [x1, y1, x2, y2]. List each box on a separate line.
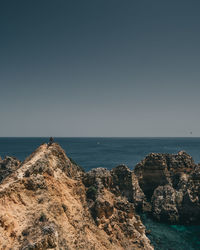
[134, 151, 200, 224]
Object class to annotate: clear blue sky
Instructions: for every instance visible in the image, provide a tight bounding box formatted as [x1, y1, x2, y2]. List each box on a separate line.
[0, 0, 200, 137]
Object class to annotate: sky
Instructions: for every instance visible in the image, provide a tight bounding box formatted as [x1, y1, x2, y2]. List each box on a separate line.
[0, 0, 200, 137]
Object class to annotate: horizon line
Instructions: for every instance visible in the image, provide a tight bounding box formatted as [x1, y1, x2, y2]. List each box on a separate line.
[0, 136, 199, 139]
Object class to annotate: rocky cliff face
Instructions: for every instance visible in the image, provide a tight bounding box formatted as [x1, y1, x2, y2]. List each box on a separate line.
[0, 143, 153, 250]
[83, 165, 150, 249]
[0, 156, 21, 183]
[1, 143, 199, 249]
[134, 151, 200, 224]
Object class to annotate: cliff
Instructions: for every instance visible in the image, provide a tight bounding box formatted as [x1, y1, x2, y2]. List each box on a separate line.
[134, 151, 200, 224]
[1, 142, 199, 249]
[0, 143, 153, 250]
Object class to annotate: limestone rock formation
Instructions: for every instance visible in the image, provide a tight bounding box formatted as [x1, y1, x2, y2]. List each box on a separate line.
[0, 156, 21, 183]
[111, 165, 146, 209]
[83, 166, 151, 249]
[151, 184, 179, 223]
[1, 141, 198, 249]
[0, 143, 153, 250]
[134, 151, 200, 224]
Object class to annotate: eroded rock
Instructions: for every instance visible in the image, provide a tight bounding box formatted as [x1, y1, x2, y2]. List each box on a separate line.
[0, 156, 21, 183]
[134, 151, 200, 224]
[84, 166, 153, 249]
[0, 143, 153, 250]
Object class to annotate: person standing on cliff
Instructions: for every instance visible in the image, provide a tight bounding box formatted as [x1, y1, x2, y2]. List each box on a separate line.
[48, 137, 54, 147]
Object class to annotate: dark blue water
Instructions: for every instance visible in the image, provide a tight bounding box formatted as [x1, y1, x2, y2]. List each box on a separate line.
[1, 137, 200, 171]
[0, 137, 199, 249]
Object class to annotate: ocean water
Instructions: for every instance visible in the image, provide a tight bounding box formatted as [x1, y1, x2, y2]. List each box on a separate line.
[0, 137, 199, 249]
[1, 137, 200, 171]
[140, 214, 200, 250]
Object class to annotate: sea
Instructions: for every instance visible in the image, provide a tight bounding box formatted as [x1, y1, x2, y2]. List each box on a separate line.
[0, 137, 199, 249]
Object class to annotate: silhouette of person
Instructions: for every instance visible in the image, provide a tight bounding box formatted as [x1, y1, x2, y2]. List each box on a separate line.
[48, 137, 54, 147]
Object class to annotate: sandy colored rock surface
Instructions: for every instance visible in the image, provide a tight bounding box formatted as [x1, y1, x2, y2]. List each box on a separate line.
[135, 151, 200, 224]
[0, 143, 153, 250]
